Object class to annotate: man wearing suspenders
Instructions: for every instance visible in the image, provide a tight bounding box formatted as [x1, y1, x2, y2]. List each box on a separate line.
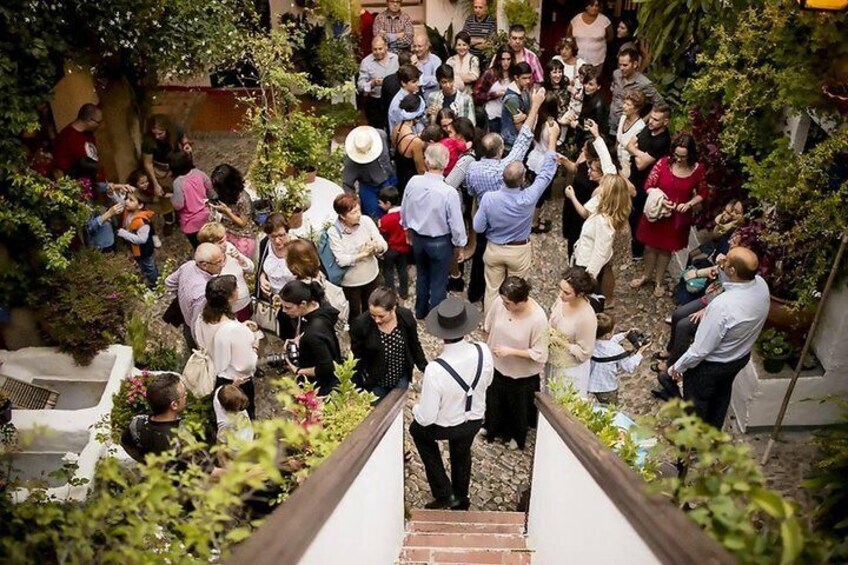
[411, 297, 494, 510]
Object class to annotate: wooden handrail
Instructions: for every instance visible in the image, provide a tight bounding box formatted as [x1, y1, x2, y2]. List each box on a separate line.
[228, 388, 407, 564]
[535, 393, 735, 565]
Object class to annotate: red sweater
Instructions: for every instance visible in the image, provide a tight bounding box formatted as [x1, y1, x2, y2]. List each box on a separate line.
[378, 209, 410, 254]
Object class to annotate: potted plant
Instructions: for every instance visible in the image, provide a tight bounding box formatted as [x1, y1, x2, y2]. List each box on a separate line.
[758, 328, 794, 374]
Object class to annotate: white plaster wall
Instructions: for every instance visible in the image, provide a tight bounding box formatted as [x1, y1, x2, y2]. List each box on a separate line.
[527, 415, 660, 565]
[425, 0, 468, 36]
[5, 345, 134, 501]
[812, 280, 848, 376]
[297, 411, 406, 565]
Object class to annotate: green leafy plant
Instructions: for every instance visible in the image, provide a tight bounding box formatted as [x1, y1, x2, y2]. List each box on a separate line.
[37, 250, 144, 365]
[758, 328, 794, 359]
[502, 0, 539, 33]
[550, 381, 657, 481]
[646, 400, 831, 564]
[803, 399, 848, 559]
[315, 34, 358, 87]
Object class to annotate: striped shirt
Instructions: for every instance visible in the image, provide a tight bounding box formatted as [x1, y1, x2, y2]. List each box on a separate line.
[462, 14, 496, 58]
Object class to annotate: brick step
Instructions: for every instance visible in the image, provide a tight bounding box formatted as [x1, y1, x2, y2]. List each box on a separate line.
[410, 510, 526, 525]
[399, 547, 532, 564]
[410, 521, 525, 535]
[403, 532, 526, 550]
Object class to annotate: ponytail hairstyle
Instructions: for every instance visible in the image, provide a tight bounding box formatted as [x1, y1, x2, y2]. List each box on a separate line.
[202, 275, 237, 323]
[280, 279, 325, 306]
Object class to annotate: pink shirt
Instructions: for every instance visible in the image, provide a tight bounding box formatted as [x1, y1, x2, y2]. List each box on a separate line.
[172, 168, 212, 234]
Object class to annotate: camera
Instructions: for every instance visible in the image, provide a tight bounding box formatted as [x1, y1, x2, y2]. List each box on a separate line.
[625, 330, 648, 350]
[285, 341, 300, 367]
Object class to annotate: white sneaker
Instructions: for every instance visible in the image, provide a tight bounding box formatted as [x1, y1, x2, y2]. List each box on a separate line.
[153, 235, 162, 248]
[507, 439, 520, 450]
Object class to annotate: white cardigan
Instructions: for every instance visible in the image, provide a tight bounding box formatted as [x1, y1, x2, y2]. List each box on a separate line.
[328, 216, 387, 287]
[572, 137, 618, 278]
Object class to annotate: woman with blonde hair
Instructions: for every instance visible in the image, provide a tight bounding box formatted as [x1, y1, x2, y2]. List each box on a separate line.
[565, 118, 633, 305]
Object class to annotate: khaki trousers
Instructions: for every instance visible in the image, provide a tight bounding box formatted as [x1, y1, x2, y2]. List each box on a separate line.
[483, 242, 533, 315]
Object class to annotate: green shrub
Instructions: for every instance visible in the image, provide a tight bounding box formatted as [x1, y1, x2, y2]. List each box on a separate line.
[758, 328, 794, 359]
[315, 34, 358, 87]
[38, 250, 144, 365]
[502, 0, 538, 32]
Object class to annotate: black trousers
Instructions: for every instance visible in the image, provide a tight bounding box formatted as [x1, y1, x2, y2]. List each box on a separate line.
[629, 188, 648, 259]
[215, 375, 256, 420]
[667, 299, 706, 364]
[468, 232, 487, 304]
[682, 354, 750, 429]
[364, 96, 387, 131]
[409, 418, 482, 501]
[484, 371, 539, 449]
[343, 277, 381, 321]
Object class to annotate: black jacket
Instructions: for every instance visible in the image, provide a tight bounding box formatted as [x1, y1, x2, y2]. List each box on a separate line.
[350, 307, 427, 389]
[299, 303, 342, 395]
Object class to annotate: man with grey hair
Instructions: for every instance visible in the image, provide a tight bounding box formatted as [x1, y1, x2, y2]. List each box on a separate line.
[473, 123, 559, 314]
[164, 242, 225, 349]
[357, 35, 399, 130]
[462, 88, 545, 303]
[402, 144, 467, 319]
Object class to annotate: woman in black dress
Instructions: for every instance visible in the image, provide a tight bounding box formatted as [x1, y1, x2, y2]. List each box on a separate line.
[391, 93, 426, 197]
[350, 287, 427, 402]
[560, 141, 603, 257]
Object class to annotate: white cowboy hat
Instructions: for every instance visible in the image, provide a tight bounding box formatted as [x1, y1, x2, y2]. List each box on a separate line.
[344, 126, 383, 165]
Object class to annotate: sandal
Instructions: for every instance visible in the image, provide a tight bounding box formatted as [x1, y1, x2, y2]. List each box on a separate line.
[652, 351, 670, 361]
[629, 276, 648, 289]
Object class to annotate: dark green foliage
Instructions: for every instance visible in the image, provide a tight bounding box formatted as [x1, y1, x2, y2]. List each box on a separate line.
[38, 250, 143, 365]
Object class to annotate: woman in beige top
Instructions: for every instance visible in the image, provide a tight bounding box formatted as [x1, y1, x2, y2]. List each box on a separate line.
[547, 267, 598, 397]
[328, 193, 388, 320]
[483, 276, 549, 450]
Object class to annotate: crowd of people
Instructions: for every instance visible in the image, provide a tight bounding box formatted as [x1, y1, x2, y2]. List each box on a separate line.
[53, 0, 773, 513]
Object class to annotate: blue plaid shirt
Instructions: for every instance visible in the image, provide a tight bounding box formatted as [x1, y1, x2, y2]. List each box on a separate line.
[465, 125, 533, 198]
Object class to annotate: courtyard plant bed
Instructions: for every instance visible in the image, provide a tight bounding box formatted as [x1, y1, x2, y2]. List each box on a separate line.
[549, 384, 843, 563]
[757, 329, 795, 374]
[0, 356, 375, 562]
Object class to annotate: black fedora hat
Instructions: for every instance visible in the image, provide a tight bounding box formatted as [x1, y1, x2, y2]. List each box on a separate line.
[425, 297, 482, 340]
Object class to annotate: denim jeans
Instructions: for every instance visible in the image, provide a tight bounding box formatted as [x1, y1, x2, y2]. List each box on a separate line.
[380, 248, 409, 298]
[135, 255, 159, 289]
[370, 377, 409, 404]
[411, 233, 453, 319]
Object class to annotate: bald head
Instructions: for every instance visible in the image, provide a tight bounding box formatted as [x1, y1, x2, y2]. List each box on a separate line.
[480, 133, 504, 159]
[726, 247, 759, 281]
[503, 161, 526, 188]
[372, 35, 388, 60]
[195, 242, 225, 275]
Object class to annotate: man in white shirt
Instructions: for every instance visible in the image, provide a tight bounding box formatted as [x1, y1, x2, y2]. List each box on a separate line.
[411, 297, 494, 510]
[668, 247, 770, 429]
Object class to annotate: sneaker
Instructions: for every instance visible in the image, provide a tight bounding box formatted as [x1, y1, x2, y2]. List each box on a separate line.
[507, 439, 520, 451]
[664, 315, 672, 325]
[152, 235, 162, 248]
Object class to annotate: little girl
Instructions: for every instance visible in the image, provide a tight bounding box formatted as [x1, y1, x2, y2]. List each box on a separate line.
[213, 384, 254, 446]
[167, 151, 212, 249]
[117, 192, 158, 289]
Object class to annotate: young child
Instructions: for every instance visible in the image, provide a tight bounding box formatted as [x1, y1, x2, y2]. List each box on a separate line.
[127, 169, 165, 248]
[588, 313, 648, 405]
[377, 185, 410, 299]
[213, 384, 254, 446]
[167, 150, 212, 249]
[117, 191, 159, 289]
[420, 123, 467, 176]
[85, 185, 124, 252]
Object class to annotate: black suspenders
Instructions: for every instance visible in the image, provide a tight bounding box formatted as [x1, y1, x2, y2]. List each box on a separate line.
[433, 343, 484, 413]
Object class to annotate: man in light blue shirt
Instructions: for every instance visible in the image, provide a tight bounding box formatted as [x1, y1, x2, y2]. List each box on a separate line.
[412, 33, 442, 101]
[402, 144, 467, 319]
[357, 35, 399, 131]
[473, 130, 558, 314]
[668, 247, 770, 428]
[387, 65, 425, 135]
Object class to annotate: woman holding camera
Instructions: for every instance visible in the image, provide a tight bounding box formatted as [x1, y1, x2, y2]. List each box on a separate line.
[280, 280, 342, 395]
[350, 287, 427, 401]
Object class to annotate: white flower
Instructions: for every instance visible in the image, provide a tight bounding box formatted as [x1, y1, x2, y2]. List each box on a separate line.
[62, 451, 80, 464]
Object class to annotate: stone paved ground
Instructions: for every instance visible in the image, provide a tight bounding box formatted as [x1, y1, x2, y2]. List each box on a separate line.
[156, 133, 819, 516]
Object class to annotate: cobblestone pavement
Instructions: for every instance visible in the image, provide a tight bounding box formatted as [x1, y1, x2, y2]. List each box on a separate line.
[170, 134, 818, 516]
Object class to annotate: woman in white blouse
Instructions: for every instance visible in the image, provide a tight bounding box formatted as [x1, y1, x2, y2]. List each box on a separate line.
[195, 275, 260, 418]
[256, 213, 295, 298]
[615, 89, 646, 179]
[565, 118, 633, 307]
[446, 31, 480, 94]
[328, 193, 388, 319]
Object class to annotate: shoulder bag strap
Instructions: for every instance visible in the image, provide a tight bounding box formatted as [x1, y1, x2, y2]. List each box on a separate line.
[256, 240, 271, 300]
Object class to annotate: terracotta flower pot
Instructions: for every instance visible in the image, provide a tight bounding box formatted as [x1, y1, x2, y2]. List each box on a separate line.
[767, 295, 815, 341]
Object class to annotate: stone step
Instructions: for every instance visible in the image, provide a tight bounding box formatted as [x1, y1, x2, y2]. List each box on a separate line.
[403, 532, 526, 550]
[398, 547, 533, 564]
[410, 521, 525, 535]
[410, 510, 526, 525]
